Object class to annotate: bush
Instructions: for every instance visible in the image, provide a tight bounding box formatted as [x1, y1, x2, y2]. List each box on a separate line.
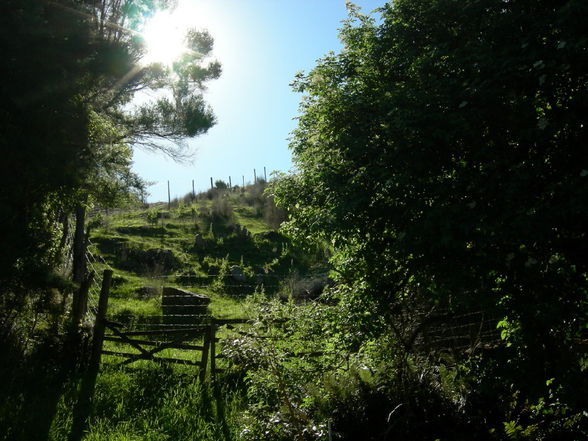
[215, 179, 229, 189]
[222, 293, 525, 441]
[262, 195, 287, 229]
[117, 246, 183, 274]
[279, 273, 332, 302]
[210, 197, 234, 223]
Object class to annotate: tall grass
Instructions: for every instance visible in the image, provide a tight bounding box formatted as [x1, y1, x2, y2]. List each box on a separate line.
[49, 364, 246, 441]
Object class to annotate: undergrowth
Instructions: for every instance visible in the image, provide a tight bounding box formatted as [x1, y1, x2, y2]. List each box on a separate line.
[48, 365, 246, 441]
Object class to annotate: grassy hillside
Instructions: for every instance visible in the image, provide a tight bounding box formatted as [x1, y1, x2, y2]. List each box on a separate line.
[88, 182, 330, 320]
[11, 183, 331, 441]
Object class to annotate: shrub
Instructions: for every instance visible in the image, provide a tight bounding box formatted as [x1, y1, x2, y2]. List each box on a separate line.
[146, 209, 159, 226]
[214, 179, 229, 189]
[222, 292, 505, 441]
[262, 195, 287, 229]
[210, 197, 234, 223]
[279, 273, 332, 302]
[117, 246, 182, 274]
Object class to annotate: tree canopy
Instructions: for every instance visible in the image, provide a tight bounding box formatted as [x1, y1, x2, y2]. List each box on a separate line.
[0, 0, 220, 289]
[272, 0, 587, 403]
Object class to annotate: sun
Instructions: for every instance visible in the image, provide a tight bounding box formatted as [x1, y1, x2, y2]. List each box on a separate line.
[141, 10, 189, 66]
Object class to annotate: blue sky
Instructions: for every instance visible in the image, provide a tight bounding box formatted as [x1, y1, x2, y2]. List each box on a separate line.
[133, 0, 385, 202]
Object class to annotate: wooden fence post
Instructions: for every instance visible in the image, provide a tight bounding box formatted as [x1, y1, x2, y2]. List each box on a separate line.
[69, 269, 112, 441]
[89, 269, 112, 373]
[72, 203, 87, 285]
[72, 272, 94, 328]
[199, 323, 211, 383]
[210, 320, 217, 379]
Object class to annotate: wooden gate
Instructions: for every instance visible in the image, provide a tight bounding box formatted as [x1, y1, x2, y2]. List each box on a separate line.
[91, 273, 217, 381]
[102, 321, 213, 379]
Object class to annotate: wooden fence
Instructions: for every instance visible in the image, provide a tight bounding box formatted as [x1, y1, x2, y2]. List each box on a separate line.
[100, 318, 249, 381]
[88, 271, 250, 380]
[88, 269, 506, 385]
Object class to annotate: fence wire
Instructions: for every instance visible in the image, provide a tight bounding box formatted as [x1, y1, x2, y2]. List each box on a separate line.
[83, 237, 504, 355]
[85, 247, 110, 318]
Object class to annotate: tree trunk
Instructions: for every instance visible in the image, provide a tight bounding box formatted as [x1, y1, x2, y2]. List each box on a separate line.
[72, 203, 87, 285]
[71, 202, 89, 329]
[68, 201, 91, 365]
[58, 211, 69, 251]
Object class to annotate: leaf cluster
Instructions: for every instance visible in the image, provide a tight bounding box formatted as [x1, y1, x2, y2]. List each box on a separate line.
[272, 0, 588, 438]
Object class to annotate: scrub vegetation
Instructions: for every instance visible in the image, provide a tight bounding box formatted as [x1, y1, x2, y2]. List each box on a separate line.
[1, 1, 587, 440]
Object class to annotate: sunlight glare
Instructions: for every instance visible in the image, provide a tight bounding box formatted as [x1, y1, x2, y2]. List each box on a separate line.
[142, 10, 189, 66]
[140, 0, 232, 70]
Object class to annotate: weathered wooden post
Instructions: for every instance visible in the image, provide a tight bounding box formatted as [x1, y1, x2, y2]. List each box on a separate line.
[72, 203, 87, 286]
[167, 180, 171, 210]
[242, 175, 245, 188]
[192, 179, 195, 198]
[199, 324, 211, 383]
[229, 176, 232, 190]
[264, 166, 267, 181]
[210, 320, 217, 379]
[254, 168, 257, 183]
[90, 269, 112, 372]
[71, 272, 94, 328]
[69, 269, 112, 441]
[210, 177, 213, 190]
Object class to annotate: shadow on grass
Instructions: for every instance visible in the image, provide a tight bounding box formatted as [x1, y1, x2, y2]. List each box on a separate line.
[0, 335, 247, 441]
[68, 362, 244, 441]
[0, 340, 73, 441]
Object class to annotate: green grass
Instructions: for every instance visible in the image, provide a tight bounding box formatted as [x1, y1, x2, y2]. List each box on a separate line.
[107, 297, 161, 321]
[233, 207, 272, 235]
[1, 187, 326, 441]
[51, 189, 329, 441]
[48, 364, 246, 441]
[89, 196, 310, 301]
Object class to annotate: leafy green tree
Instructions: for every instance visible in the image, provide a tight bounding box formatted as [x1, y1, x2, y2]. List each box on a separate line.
[272, 0, 587, 417]
[0, 0, 221, 317]
[0, 0, 94, 289]
[82, 0, 221, 160]
[69, 0, 221, 287]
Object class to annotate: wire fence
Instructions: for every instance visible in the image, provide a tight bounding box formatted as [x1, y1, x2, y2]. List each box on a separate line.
[412, 308, 503, 352]
[86, 246, 110, 318]
[83, 240, 503, 355]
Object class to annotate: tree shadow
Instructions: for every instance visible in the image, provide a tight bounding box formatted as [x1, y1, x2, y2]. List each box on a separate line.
[216, 385, 234, 441]
[0, 343, 72, 441]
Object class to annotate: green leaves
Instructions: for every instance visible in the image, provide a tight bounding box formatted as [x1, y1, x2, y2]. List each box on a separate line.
[272, 2, 588, 435]
[0, 0, 221, 289]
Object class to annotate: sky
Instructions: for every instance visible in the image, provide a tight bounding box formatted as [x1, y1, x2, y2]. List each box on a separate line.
[133, 0, 386, 202]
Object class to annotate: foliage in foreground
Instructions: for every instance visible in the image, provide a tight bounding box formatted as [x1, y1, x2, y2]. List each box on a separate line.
[268, 0, 588, 439]
[224, 293, 587, 441]
[50, 365, 244, 441]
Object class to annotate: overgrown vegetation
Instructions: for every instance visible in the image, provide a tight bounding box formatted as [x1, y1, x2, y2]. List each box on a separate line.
[268, 0, 588, 439]
[0, 179, 332, 440]
[0, 0, 220, 339]
[1, 1, 587, 440]
[90, 181, 325, 301]
[49, 365, 245, 441]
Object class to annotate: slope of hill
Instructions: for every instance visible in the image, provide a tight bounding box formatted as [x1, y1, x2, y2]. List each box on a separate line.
[88, 182, 330, 320]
